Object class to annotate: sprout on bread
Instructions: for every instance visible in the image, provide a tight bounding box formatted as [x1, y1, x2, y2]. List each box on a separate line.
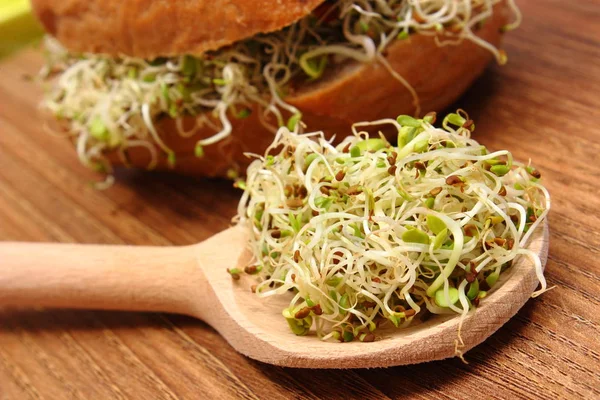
[236, 110, 549, 347]
[40, 0, 520, 185]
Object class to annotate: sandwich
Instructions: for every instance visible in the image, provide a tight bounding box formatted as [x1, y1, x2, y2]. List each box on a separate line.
[33, 0, 519, 184]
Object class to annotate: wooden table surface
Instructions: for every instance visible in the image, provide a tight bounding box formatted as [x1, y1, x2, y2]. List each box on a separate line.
[1, 0, 599, 398]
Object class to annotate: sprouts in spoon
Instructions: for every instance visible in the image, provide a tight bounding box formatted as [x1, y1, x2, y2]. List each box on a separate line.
[236, 110, 549, 344]
[40, 0, 520, 183]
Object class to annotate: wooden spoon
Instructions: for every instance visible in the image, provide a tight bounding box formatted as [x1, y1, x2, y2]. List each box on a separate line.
[0, 221, 548, 368]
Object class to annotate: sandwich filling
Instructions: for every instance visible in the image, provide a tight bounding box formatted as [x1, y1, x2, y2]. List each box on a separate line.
[40, 0, 520, 184]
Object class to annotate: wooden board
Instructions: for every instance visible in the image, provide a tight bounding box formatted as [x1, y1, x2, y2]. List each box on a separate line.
[1, 0, 599, 398]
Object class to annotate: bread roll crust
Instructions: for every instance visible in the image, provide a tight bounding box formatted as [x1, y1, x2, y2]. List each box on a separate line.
[106, 2, 508, 178]
[289, 2, 509, 130]
[31, 0, 324, 58]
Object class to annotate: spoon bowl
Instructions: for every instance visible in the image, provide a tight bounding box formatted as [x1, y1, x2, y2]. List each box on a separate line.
[0, 221, 548, 368]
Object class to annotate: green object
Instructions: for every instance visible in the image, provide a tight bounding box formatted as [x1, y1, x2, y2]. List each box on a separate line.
[89, 117, 109, 142]
[194, 144, 204, 158]
[326, 276, 342, 287]
[142, 73, 157, 83]
[314, 196, 333, 210]
[402, 228, 430, 245]
[128, 67, 138, 79]
[351, 223, 364, 239]
[339, 293, 349, 314]
[396, 115, 421, 128]
[289, 212, 301, 233]
[0, 0, 44, 59]
[467, 279, 480, 300]
[491, 165, 510, 176]
[426, 215, 446, 235]
[388, 313, 402, 327]
[486, 271, 500, 287]
[435, 287, 459, 307]
[413, 140, 429, 153]
[285, 315, 312, 336]
[299, 54, 328, 80]
[433, 228, 448, 250]
[287, 113, 302, 131]
[342, 330, 354, 342]
[304, 153, 319, 170]
[424, 197, 435, 209]
[444, 112, 466, 127]
[182, 55, 196, 77]
[350, 138, 387, 157]
[397, 126, 417, 147]
[235, 108, 251, 119]
[167, 152, 176, 167]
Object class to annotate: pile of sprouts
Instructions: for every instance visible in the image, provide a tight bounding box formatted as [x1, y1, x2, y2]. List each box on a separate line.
[235, 110, 549, 345]
[40, 0, 520, 183]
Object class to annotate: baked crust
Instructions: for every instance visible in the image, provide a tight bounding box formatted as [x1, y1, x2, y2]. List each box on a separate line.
[289, 4, 509, 130]
[105, 1, 508, 178]
[31, 0, 324, 58]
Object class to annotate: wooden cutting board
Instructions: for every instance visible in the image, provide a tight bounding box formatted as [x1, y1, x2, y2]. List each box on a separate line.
[1, 0, 599, 398]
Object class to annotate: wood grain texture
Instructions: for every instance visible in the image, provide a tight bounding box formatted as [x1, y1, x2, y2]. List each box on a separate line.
[0, 222, 548, 369]
[1, 0, 599, 398]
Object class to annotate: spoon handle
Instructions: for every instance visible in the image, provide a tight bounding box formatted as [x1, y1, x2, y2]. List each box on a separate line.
[0, 242, 199, 315]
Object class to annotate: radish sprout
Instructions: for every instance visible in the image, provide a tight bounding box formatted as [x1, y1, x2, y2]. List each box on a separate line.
[236, 110, 550, 343]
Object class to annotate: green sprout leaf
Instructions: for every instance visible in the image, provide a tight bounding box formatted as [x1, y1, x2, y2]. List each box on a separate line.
[426, 215, 447, 235]
[467, 279, 480, 300]
[339, 293, 350, 314]
[425, 197, 435, 209]
[396, 115, 422, 127]
[167, 152, 176, 167]
[491, 165, 510, 176]
[195, 144, 204, 158]
[351, 138, 387, 157]
[327, 277, 343, 288]
[402, 228, 430, 244]
[342, 330, 354, 342]
[435, 287, 459, 307]
[444, 112, 466, 127]
[433, 228, 448, 250]
[486, 271, 500, 287]
[89, 117, 109, 142]
[397, 126, 417, 147]
[300, 54, 328, 80]
[315, 196, 333, 210]
[127, 67, 138, 79]
[397, 30, 409, 40]
[287, 113, 302, 131]
[304, 153, 319, 170]
[182, 55, 197, 77]
[142, 73, 156, 82]
[413, 140, 429, 153]
[285, 315, 312, 336]
[236, 108, 251, 119]
[351, 223, 365, 239]
[289, 212, 302, 233]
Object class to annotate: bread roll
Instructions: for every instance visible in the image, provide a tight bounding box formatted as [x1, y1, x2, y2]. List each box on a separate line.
[107, 2, 508, 177]
[31, 0, 324, 58]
